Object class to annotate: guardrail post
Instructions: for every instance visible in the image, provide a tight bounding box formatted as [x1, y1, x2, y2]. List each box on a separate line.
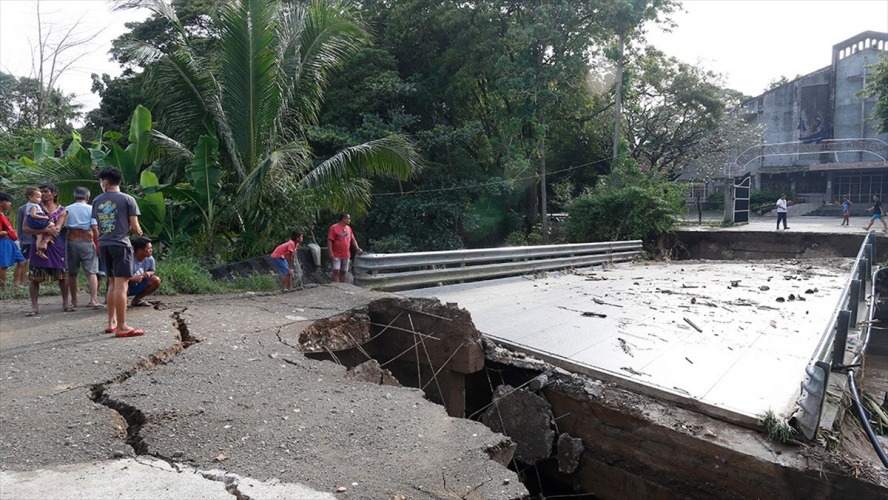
[831, 310, 851, 369]
[865, 242, 873, 278]
[848, 279, 861, 326]
[858, 257, 868, 283]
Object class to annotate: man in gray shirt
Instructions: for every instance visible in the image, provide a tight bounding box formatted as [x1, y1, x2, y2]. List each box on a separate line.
[92, 167, 144, 338]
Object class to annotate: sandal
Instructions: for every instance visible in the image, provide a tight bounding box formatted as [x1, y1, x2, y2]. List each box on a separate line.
[104, 327, 116, 334]
[115, 328, 145, 338]
[64, 306, 76, 312]
[25, 311, 38, 317]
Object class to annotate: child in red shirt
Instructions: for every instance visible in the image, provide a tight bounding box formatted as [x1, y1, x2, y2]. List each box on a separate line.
[270, 230, 303, 290]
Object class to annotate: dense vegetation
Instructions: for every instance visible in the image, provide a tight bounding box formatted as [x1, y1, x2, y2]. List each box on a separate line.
[2, 0, 850, 266]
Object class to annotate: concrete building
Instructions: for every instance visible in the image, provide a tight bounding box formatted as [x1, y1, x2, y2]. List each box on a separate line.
[736, 31, 888, 205]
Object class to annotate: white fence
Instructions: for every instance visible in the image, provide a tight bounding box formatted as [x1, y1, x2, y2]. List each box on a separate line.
[354, 241, 644, 291]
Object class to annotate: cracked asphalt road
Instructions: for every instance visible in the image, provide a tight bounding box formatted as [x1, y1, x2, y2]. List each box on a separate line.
[1, 284, 527, 499]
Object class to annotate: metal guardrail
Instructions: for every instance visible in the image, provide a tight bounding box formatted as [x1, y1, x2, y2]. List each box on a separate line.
[354, 241, 644, 291]
[795, 231, 877, 440]
[810, 231, 876, 364]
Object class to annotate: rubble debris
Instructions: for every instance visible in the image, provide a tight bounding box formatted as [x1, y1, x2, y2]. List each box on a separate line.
[483, 439, 518, 467]
[480, 385, 555, 464]
[557, 433, 585, 474]
[593, 297, 622, 308]
[618, 338, 633, 356]
[528, 374, 549, 391]
[298, 311, 371, 352]
[346, 359, 401, 386]
[620, 366, 649, 377]
[683, 317, 703, 333]
[581, 311, 607, 318]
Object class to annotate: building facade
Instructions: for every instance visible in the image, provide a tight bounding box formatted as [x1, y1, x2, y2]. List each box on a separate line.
[736, 31, 888, 205]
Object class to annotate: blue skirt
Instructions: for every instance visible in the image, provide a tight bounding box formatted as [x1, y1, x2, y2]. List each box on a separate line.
[0, 238, 25, 268]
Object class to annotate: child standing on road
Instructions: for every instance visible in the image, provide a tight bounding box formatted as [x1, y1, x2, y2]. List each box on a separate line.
[271, 230, 303, 290]
[841, 195, 853, 226]
[24, 187, 55, 259]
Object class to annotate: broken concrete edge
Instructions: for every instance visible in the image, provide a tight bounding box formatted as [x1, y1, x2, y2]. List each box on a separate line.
[481, 338, 888, 491]
[483, 336, 763, 429]
[0, 457, 337, 500]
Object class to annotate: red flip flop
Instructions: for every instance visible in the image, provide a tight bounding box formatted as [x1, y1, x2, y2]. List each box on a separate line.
[104, 327, 116, 334]
[115, 328, 145, 338]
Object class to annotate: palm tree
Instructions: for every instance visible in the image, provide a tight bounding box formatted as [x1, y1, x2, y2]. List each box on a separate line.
[116, 0, 420, 246]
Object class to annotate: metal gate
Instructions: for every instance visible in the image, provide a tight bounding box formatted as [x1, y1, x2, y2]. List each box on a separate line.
[733, 174, 751, 224]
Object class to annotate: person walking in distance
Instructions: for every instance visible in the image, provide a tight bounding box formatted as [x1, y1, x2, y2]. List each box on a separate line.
[775, 193, 789, 230]
[327, 213, 362, 283]
[93, 167, 145, 338]
[862, 194, 888, 233]
[841, 195, 853, 227]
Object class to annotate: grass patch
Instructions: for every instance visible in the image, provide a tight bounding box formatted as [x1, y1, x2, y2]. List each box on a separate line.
[758, 410, 798, 443]
[0, 256, 281, 300]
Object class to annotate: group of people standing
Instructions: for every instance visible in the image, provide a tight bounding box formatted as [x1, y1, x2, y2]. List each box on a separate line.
[0, 168, 161, 338]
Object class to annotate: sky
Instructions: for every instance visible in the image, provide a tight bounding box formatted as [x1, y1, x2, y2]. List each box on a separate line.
[645, 0, 888, 96]
[0, 0, 887, 114]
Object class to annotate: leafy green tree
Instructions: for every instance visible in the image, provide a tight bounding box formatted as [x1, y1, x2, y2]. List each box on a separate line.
[0, 72, 79, 142]
[861, 53, 888, 133]
[620, 48, 749, 181]
[116, 0, 421, 255]
[84, 70, 148, 139]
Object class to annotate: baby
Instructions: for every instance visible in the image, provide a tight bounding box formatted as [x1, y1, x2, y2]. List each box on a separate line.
[23, 187, 54, 259]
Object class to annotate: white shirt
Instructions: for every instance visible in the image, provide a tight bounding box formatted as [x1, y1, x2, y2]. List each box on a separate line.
[776, 198, 787, 213]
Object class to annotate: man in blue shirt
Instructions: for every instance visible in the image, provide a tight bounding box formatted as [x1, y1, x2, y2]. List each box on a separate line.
[66, 187, 102, 308]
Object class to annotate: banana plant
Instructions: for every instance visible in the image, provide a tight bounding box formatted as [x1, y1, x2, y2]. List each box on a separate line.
[14, 105, 167, 233]
[154, 133, 222, 253]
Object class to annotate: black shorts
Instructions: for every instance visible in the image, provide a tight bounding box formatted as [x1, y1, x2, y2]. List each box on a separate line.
[100, 245, 134, 278]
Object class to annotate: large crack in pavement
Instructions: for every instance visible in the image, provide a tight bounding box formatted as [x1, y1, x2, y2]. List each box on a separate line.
[87, 307, 198, 460]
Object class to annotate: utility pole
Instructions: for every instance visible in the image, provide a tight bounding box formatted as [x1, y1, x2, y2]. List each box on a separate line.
[612, 35, 625, 161]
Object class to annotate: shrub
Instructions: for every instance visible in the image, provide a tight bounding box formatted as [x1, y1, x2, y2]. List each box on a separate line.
[504, 231, 527, 246]
[565, 166, 684, 245]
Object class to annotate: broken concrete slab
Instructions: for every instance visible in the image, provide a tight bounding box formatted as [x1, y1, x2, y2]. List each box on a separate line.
[346, 359, 400, 386]
[481, 385, 555, 464]
[0, 457, 335, 500]
[556, 433, 584, 474]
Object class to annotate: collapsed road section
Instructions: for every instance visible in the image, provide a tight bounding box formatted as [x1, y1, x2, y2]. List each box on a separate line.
[274, 293, 888, 497]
